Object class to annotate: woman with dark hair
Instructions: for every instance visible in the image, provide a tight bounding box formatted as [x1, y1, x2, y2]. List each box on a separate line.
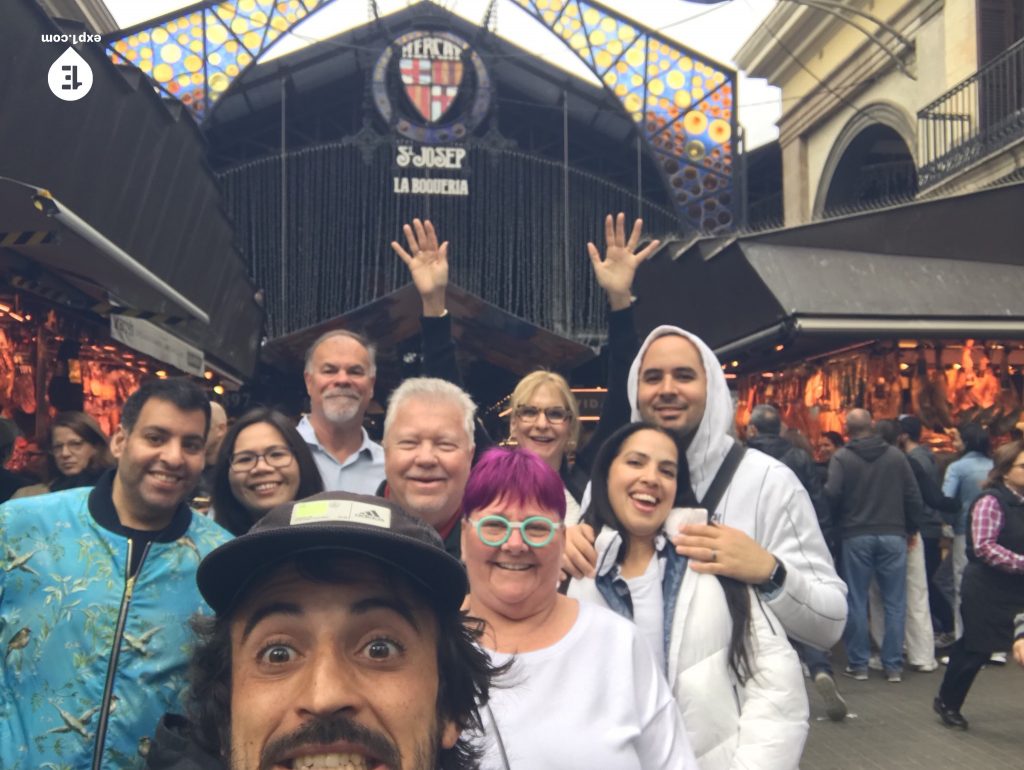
[461, 446, 695, 770]
[570, 422, 808, 770]
[13, 411, 115, 498]
[211, 408, 323, 535]
[934, 439, 1024, 729]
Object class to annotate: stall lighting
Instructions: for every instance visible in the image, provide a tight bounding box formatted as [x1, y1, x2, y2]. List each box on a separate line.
[899, 363, 909, 370]
[761, 372, 774, 379]
[204, 370, 214, 380]
[0, 303, 9, 312]
[24, 314, 30, 321]
[8, 312, 24, 322]
[774, 344, 785, 352]
[155, 370, 168, 378]
[721, 364, 728, 371]
[724, 373, 737, 380]
[731, 360, 739, 368]
[952, 363, 962, 370]
[213, 384, 225, 395]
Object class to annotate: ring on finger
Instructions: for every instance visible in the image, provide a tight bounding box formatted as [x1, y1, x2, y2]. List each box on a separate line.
[710, 548, 718, 562]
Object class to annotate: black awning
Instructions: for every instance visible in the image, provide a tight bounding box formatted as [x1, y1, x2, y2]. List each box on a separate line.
[633, 182, 1024, 366]
[261, 283, 595, 376]
[0, 1, 263, 380]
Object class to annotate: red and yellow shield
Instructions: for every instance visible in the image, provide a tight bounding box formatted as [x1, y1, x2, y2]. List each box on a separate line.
[400, 40, 464, 123]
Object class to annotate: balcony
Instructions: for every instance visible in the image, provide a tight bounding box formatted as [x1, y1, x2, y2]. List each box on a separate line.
[918, 37, 1024, 189]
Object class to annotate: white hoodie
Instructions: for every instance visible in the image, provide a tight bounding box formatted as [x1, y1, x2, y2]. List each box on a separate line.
[626, 326, 847, 649]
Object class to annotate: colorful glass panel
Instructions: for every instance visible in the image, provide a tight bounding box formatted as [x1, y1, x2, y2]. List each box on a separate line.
[105, 0, 336, 118]
[514, 0, 737, 234]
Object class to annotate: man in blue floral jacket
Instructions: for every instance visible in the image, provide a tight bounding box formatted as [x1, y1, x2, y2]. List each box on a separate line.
[0, 378, 230, 770]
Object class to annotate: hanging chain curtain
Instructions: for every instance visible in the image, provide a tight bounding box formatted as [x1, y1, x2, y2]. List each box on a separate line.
[217, 140, 679, 341]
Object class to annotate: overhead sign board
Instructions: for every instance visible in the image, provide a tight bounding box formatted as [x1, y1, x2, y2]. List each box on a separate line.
[110, 315, 205, 377]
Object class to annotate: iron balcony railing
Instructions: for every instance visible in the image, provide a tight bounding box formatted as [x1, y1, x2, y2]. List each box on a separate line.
[918, 36, 1024, 188]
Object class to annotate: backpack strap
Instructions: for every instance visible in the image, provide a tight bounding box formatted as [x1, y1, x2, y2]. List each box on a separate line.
[698, 442, 746, 521]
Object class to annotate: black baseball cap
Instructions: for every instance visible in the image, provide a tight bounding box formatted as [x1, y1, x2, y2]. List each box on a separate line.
[197, 491, 468, 615]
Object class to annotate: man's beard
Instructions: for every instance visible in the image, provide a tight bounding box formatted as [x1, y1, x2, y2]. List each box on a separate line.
[321, 388, 362, 426]
[229, 712, 443, 770]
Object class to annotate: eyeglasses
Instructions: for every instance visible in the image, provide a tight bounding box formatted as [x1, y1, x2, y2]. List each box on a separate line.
[230, 446, 295, 472]
[51, 439, 88, 455]
[470, 514, 562, 548]
[514, 405, 571, 424]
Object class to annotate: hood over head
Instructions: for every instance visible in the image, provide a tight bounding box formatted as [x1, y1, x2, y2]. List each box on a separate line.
[845, 434, 891, 463]
[627, 326, 735, 500]
[747, 433, 794, 462]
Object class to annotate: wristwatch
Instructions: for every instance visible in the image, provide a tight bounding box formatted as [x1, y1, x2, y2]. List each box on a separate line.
[756, 557, 787, 594]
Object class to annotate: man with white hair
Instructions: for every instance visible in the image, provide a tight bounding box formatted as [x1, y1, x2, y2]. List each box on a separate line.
[381, 377, 476, 558]
[297, 329, 386, 494]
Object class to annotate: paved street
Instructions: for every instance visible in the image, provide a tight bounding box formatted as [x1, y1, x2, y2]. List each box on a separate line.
[801, 655, 1023, 768]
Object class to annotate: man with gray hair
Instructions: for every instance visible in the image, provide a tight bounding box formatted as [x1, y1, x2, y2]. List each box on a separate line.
[381, 377, 476, 558]
[825, 408, 923, 683]
[298, 329, 386, 494]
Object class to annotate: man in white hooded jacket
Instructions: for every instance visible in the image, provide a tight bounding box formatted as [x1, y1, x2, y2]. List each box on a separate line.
[568, 213, 847, 650]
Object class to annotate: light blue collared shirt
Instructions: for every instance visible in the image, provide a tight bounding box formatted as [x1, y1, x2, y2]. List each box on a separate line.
[296, 415, 386, 495]
[941, 451, 994, 535]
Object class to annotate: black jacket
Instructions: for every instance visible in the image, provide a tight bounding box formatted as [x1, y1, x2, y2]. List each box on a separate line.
[825, 435, 924, 539]
[747, 434, 833, 543]
[905, 445, 959, 538]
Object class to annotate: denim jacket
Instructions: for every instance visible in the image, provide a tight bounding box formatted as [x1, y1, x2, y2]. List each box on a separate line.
[593, 525, 688, 674]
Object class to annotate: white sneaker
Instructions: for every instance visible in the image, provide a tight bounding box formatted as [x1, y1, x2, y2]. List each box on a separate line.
[868, 654, 883, 671]
[911, 660, 938, 672]
[989, 651, 1007, 665]
[814, 672, 848, 721]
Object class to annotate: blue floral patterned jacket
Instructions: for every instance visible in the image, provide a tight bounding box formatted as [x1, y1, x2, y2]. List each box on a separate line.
[0, 472, 230, 770]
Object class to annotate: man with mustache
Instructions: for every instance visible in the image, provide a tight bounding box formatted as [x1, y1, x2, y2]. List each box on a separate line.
[146, 491, 497, 770]
[298, 331, 385, 494]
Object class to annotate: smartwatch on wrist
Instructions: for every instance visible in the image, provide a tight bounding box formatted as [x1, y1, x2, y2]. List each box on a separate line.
[756, 557, 787, 594]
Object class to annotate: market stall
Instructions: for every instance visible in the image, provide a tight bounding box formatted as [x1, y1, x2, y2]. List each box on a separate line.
[631, 182, 1024, 449]
[731, 339, 1024, 451]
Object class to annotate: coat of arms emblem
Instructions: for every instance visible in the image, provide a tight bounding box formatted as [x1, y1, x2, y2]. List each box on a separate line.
[399, 35, 466, 123]
[372, 30, 492, 144]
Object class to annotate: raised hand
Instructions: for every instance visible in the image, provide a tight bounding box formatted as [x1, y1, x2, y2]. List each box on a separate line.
[586, 212, 662, 312]
[391, 218, 449, 317]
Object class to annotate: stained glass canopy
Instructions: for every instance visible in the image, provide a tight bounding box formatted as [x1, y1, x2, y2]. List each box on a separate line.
[104, 0, 737, 233]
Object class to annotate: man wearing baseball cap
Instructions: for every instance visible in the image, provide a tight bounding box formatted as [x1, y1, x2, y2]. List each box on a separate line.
[146, 491, 498, 770]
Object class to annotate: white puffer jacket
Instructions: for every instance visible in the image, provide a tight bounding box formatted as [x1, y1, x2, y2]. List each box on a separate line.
[570, 512, 809, 770]
[625, 326, 848, 650]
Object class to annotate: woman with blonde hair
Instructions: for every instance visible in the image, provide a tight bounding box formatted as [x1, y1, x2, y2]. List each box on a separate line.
[507, 370, 586, 522]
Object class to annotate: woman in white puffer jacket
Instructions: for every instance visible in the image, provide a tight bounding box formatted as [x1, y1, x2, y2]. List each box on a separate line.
[569, 422, 809, 770]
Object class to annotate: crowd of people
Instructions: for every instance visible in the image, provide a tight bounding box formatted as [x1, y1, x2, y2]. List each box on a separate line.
[0, 214, 1022, 770]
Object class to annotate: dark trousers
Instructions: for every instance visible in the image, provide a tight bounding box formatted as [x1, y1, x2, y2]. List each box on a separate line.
[937, 639, 989, 711]
[923, 536, 954, 633]
[791, 638, 833, 677]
